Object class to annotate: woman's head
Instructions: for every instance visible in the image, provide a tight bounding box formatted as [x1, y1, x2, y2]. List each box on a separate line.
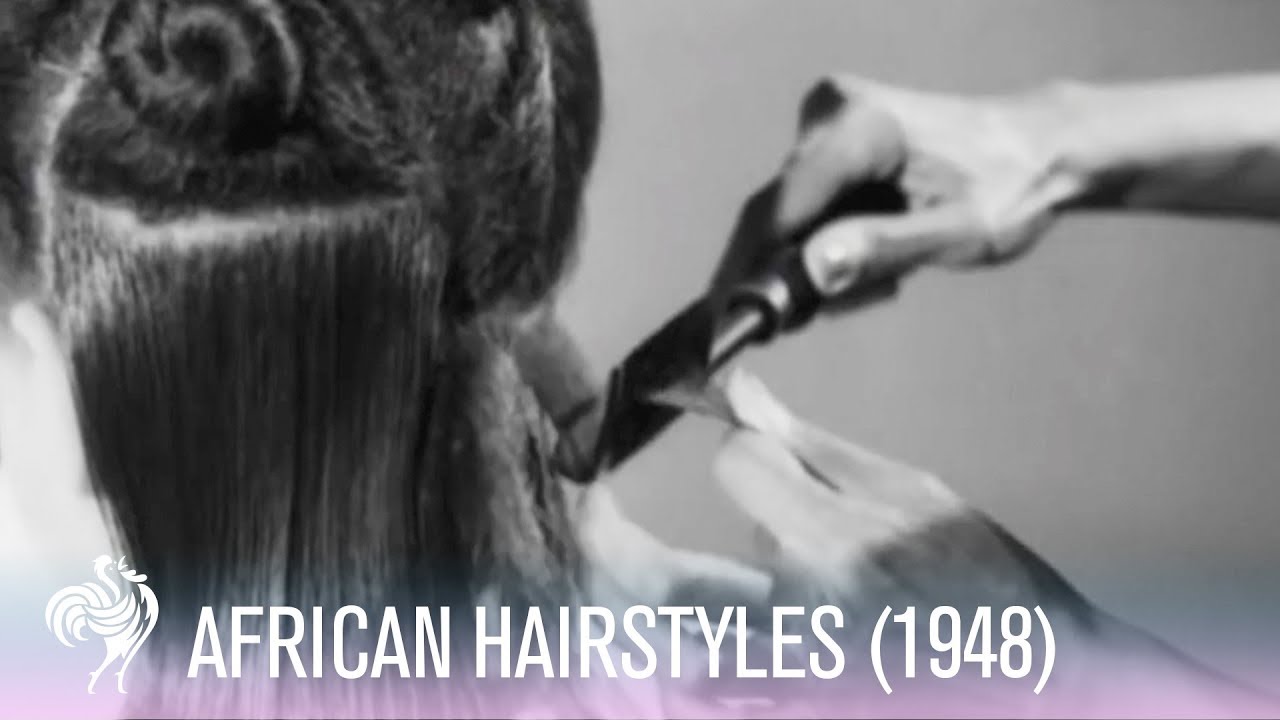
[8, 0, 600, 304]
[0, 0, 602, 714]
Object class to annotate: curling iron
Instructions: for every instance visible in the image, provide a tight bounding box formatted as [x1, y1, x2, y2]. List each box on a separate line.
[553, 180, 908, 483]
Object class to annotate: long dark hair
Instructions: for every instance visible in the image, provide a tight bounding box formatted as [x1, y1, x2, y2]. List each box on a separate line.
[1, 0, 602, 716]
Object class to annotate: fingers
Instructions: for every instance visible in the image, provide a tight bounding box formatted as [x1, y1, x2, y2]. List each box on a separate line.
[721, 365, 915, 491]
[570, 483, 772, 610]
[720, 367, 797, 439]
[777, 76, 906, 236]
[720, 365, 963, 516]
[779, 75, 1056, 291]
[783, 419, 965, 517]
[801, 204, 980, 297]
[778, 75, 984, 294]
[712, 429, 838, 550]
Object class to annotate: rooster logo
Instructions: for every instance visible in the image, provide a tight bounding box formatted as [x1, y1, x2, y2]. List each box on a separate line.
[44, 555, 159, 694]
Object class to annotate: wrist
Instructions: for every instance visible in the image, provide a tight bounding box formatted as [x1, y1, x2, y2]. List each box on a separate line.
[1003, 80, 1124, 210]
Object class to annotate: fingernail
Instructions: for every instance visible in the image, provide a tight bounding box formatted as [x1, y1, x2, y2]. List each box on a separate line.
[723, 367, 795, 439]
[798, 78, 850, 134]
[804, 226, 873, 297]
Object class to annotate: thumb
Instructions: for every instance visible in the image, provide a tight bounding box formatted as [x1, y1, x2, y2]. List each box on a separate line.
[776, 82, 906, 236]
[801, 204, 979, 297]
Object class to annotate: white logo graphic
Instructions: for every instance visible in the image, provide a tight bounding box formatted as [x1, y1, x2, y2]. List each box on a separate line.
[45, 555, 159, 694]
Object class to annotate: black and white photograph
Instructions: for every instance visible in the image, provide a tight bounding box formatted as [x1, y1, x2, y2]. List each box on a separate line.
[0, 2, 1278, 718]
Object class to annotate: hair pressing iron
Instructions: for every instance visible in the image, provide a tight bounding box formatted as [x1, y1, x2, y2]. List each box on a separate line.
[554, 180, 908, 483]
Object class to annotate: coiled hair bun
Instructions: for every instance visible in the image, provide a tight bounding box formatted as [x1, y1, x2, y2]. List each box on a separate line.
[100, 0, 302, 152]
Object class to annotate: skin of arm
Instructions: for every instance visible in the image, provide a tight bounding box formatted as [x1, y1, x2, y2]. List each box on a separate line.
[1035, 73, 1280, 218]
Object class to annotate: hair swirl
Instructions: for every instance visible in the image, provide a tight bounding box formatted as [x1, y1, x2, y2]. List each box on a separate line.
[99, 0, 301, 151]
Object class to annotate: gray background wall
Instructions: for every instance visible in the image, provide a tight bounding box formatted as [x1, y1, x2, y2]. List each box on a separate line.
[567, 1, 1280, 688]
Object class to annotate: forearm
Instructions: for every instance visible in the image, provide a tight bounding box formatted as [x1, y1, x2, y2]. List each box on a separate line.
[1028, 74, 1280, 218]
